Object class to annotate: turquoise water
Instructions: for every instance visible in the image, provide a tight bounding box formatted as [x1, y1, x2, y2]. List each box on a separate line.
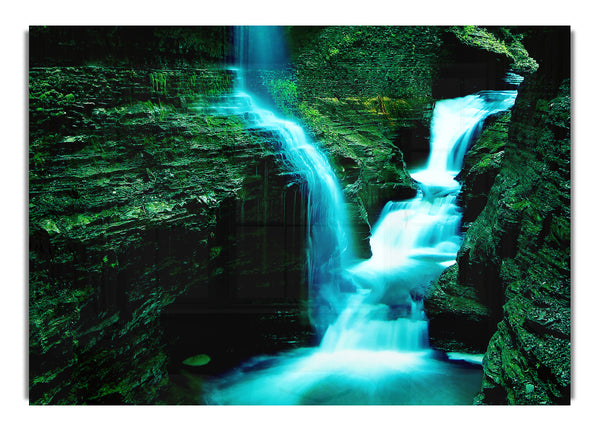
[199, 27, 518, 405]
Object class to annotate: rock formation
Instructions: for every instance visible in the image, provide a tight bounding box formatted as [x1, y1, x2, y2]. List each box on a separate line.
[424, 27, 571, 404]
[28, 65, 311, 403]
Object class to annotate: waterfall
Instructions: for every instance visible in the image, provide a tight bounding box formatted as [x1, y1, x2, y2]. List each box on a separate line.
[412, 90, 519, 191]
[320, 89, 518, 353]
[202, 26, 519, 405]
[228, 26, 355, 332]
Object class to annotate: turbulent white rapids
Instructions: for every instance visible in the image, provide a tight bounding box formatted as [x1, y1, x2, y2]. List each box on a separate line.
[320, 90, 518, 354]
[200, 26, 519, 404]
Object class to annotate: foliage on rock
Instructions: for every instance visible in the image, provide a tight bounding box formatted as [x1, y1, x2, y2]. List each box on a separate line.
[29, 26, 231, 67]
[28, 25, 567, 406]
[29, 65, 310, 404]
[449, 26, 539, 74]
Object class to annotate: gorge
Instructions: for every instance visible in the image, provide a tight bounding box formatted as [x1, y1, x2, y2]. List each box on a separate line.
[28, 25, 571, 405]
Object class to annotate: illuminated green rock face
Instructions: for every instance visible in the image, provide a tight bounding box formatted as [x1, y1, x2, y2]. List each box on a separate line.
[425, 30, 571, 404]
[28, 65, 311, 404]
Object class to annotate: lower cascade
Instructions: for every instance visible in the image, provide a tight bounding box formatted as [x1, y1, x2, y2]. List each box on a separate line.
[200, 26, 518, 405]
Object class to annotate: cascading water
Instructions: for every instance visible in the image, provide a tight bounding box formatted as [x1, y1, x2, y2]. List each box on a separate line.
[320, 90, 518, 354]
[201, 26, 519, 404]
[227, 26, 355, 333]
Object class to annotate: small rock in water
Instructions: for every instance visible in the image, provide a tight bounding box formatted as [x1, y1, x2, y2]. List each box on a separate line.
[182, 354, 211, 367]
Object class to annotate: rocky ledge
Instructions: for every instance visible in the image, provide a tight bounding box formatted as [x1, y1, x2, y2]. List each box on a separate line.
[29, 66, 312, 404]
[424, 53, 570, 404]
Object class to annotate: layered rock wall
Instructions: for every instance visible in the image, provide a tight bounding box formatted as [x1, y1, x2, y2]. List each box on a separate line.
[472, 73, 571, 405]
[424, 27, 570, 404]
[29, 66, 310, 404]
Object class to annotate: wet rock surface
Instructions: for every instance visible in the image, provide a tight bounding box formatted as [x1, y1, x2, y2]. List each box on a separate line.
[424, 28, 570, 404]
[29, 66, 312, 404]
[472, 74, 571, 405]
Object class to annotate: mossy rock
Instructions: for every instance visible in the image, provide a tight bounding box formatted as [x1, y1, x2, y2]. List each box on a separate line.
[182, 354, 211, 367]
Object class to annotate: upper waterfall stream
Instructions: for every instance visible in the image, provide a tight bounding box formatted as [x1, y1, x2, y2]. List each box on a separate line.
[200, 26, 518, 404]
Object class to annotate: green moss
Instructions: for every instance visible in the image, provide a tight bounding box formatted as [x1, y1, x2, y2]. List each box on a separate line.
[150, 71, 168, 95]
[294, 26, 442, 100]
[209, 246, 222, 260]
[182, 354, 211, 367]
[145, 201, 174, 215]
[548, 216, 570, 247]
[41, 219, 61, 234]
[263, 74, 299, 117]
[298, 101, 324, 128]
[449, 26, 538, 73]
[28, 65, 271, 405]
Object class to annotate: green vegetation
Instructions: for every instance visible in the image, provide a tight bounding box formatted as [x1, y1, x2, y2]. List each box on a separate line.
[450, 26, 538, 73]
[293, 26, 443, 100]
[29, 62, 312, 404]
[150, 71, 168, 95]
[182, 354, 211, 367]
[263, 74, 298, 118]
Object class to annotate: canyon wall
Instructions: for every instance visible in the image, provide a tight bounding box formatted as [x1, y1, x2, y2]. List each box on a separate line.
[424, 27, 571, 404]
[29, 65, 311, 403]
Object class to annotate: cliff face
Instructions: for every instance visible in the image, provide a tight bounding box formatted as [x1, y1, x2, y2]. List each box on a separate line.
[28, 66, 312, 404]
[249, 26, 445, 255]
[424, 111, 515, 353]
[474, 74, 570, 405]
[424, 27, 571, 404]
